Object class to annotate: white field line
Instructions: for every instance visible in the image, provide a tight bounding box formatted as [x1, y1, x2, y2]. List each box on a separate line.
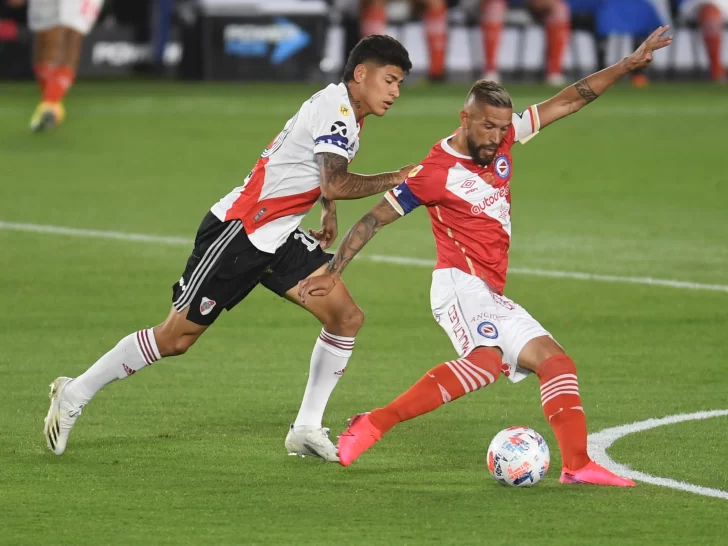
[588, 410, 728, 501]
[2, 220, 728, 294]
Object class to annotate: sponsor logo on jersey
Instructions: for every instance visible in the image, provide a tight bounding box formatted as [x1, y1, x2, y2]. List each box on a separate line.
[340, 104, 350, 117]
[477, 321, 499, 339]
[329, 121, 347, 136]
[470, 186, 510, 215]
[461, 178, 479, 195]
[253, 207, 267, 222]
[408, 165, 423, 178]
[200, 297, 217, 316]
[495, 155, 511, 179]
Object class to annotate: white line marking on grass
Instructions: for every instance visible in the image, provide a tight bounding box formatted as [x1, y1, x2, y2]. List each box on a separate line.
[2, 220, 728, 294]
[366, 255, 728, 293]
[589, 410, 728, 501]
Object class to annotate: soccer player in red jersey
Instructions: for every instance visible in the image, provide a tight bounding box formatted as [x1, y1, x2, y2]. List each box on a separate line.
[299, 27, 672, 485]
[43, 36, 414, 461]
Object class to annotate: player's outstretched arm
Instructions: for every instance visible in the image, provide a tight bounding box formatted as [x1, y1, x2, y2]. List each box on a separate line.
[317, 152, 414, 200]
[536, 26, 673, 129]
[298, 197, 403, 301]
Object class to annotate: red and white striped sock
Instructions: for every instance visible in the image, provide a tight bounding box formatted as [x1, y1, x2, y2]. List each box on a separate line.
[369, 349, 501, 434]
[536, 354, 590, 471]
[66, 329, 161, 406]
[293, 329, 355, 428]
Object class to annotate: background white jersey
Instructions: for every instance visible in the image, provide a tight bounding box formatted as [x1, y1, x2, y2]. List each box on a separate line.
[28, 0, 104, 35]
[211, 83, 362, 253]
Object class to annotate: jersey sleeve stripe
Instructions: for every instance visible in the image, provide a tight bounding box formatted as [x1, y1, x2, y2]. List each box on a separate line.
[385, 191, 405, 216]
[529, 105, 541, 132]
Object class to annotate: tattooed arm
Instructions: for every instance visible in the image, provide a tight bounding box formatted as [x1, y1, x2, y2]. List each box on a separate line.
[297, 197, 403, 301]
[317, 152, 414, 200]
[536, 26, 672, 130]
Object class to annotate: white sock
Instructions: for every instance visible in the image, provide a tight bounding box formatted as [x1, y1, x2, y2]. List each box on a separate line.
[66, 329, 161, 406]
[293, 329, 354, 428]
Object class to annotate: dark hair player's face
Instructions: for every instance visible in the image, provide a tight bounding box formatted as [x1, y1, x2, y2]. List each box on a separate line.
[358, 64, 405, 117]
[462, 103, 513, 166]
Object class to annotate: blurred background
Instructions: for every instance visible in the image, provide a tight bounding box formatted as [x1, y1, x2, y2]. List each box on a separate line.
[1, 0, 726, 84]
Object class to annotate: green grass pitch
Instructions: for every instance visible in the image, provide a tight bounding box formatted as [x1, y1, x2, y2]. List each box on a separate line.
[0, 81, 726, 545]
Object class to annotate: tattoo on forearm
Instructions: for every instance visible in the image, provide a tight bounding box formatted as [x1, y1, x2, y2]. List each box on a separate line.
[318, 153, 401, 199]
[574, 79, 599, 104]
[327, 200, 402, 276]
[328, 213, 381, 275]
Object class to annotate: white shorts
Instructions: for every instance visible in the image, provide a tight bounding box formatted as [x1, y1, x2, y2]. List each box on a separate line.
[680, 0, 728, 19]
[430, 268, 553, 383]
[28, 0, 104, 35]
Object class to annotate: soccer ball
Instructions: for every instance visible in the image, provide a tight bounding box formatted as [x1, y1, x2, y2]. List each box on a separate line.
[487, 426, 550, 487]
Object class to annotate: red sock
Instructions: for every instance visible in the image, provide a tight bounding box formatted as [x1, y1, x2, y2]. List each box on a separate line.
[369, 350, 501, 434]
[33, 63, 54, 93]
[481, 0, 506, 74]
[545, 0, 571, 77]
[536, 354, 590, 471]
[43, 66, 76, 103]
[424, 4, 448, 78]
[361, 4, 388, 37]
[700, 4, 725, 81]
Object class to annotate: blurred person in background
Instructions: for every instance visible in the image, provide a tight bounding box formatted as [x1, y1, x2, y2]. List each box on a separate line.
[10, 0, 104, 132]
[595, 0, 671, 87]
[678, 0, 727, 81]
[359, 0, 571, 84]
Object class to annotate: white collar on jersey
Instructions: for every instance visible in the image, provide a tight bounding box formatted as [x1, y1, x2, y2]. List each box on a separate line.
[440, 135, 471, 160]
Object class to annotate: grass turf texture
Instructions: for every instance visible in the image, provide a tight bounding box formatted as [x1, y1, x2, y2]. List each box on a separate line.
[0, 82, 726, 545]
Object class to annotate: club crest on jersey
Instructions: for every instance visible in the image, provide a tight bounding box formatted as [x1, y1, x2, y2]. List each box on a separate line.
[477, 321, 499, 339]
[200, 297, 216, 316]
[340, 104, 350, 117]
[494, 155, 511, 179]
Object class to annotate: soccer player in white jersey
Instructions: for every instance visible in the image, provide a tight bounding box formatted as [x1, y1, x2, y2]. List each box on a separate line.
[299, 28, 672, 484]
[11, 0, 104, 131]
[44, 35, 414, 461]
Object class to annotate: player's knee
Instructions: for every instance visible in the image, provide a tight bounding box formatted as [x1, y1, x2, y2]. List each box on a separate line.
[329, 304, 365, 336]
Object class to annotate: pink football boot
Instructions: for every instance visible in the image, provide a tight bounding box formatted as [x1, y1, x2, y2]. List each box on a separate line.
[337, 413, 382, 466]
[560, 461, 636, 487]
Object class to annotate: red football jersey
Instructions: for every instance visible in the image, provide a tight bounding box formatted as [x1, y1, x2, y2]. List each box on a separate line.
[386, 105, 541, 294]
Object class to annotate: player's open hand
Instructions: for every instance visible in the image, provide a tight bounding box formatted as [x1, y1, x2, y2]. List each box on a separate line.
[626, 26, 673, 72]
[309, 209, 338, 250]
[298, 274, 337, 303]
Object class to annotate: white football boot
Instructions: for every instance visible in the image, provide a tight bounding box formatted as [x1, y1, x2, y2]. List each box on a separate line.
[285, 424, 340, 462]
[44, 377, 84, 455]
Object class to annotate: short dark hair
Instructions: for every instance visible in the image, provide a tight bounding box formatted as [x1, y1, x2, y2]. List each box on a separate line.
[466, 80, 513, 109]
[342, 35, 412, 82]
